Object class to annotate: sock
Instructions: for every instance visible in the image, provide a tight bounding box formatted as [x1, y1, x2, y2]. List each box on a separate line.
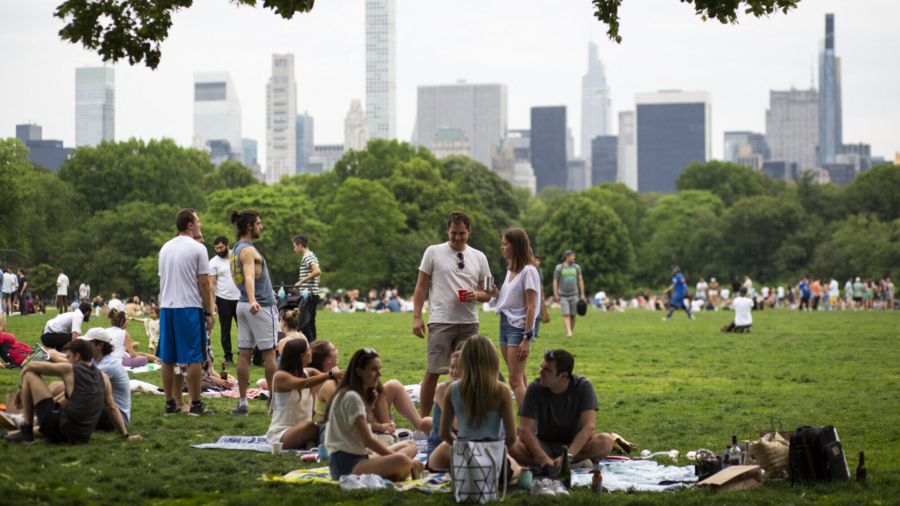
[238, 398, 248, 408]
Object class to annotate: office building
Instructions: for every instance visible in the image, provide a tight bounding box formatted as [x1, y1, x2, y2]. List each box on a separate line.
[194, 72, 242, 164]
[617, 112, 637, 191]
[492, 140, 515, 179]
[366, 0, 396, 140]
[723, 131, 770, 163]
[635, 91, 711, 193]
[507, 130, 530, 162]
[735, 143, 764, 171]
[842, 143, 871, 172]
[344, 100, 368, 152]
[818, 13, 843, 166]
[306, 144, 345, 174]
[413, 82, 507, 166]
[590, 135, 617, 185]
[566, 159, 589, 192]
[430, 127, 471, 158]
[242, 138, 258, 167]
[765, 88, 818, 172]
[266, 54, 297, 183]
[530, 106, 567, 192]
[822, 163, 855, 186]
[761, 160, 798, 182]
[75, 67, 115, 147]
[296, 112, 314, 174]
[15, 124, 72, 171]
[581, 42, 611, 160]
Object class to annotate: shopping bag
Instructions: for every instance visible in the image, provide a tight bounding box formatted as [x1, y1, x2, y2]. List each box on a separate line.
[450, 438, 507, 504]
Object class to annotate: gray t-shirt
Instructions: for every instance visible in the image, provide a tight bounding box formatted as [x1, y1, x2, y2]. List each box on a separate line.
[518, 375, 599, 444]
[95, 354, 131, 424]
[553, 263, 583, 297]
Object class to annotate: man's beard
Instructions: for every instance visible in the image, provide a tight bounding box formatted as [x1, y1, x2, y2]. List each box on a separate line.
[217, 250, 228, 258]
[252, 229, 261, 240]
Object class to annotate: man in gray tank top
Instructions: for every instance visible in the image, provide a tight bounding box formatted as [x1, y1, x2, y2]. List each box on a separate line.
[228, 209, 279, 416]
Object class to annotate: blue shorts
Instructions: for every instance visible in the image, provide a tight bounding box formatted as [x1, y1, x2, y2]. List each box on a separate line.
[329, 451, 369, 480]
[158, 307, 207, 364]
[499, 312, 533, 347]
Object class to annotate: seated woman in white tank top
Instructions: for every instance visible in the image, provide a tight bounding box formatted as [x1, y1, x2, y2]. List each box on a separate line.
[106, 309, 148, 368]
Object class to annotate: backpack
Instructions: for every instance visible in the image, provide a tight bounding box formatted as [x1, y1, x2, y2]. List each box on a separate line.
[788, 425, 850, 482]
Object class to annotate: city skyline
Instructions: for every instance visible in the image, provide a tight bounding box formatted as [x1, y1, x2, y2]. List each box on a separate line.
[1, 1, 898, 173]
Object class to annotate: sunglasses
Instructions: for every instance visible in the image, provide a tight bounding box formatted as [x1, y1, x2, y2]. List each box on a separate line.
[544, 349, 557, 361]
[363, 348, 378, 356]
[457, 252, 465, 270]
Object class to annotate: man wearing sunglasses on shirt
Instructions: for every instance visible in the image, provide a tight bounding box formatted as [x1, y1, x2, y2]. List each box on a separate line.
[413, 211, 492, 418]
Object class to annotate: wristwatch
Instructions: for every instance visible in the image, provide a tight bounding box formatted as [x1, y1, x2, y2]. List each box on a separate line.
[522, 329, 534, 341]
[328, 370, 334, 379]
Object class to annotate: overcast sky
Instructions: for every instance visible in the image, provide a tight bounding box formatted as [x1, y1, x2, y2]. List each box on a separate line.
[2, 0, 897, 168]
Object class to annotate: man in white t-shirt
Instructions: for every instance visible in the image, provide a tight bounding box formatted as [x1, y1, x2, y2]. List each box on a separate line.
[2, 268, 17, 316]
[158, 208, 215, 417]
[828, 278, 840, 311]
[209, 236, 241, 365]
[79, 283, 90, 303]
[40, 301, 93, 350]
[56, 269, 70, 314]
[108, 294, 126, 313]
[413, 211, 491, 418]
[776, 286, 785, 308]
[593, 290, 606, 310]
[695, 278, 708, 300]
[721, 287, 753, 333]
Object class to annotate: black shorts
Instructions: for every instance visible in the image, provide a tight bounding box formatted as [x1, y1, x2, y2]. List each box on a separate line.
[853, 296, 862, 302]
[539, 438, 569, 459]
[96, 407, 128, 432]
[35, 398, 68, 444]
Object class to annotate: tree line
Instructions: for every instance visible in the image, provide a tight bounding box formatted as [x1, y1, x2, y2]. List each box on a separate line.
[1, 136, 897, 300]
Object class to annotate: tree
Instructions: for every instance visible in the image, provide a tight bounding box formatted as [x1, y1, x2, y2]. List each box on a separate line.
[828, 215, 900, 281]
[325, 178, 406, 290]
[19, 164, 81, 266]
[441, 155, 521, 233]
[537, 193, 635, 295]
[584, 182, 647, 252]
[844, 164, 900, 223]
[332, 139, 440, 184]
[792, 170, 846, 223]
[58, 138, 213, 215]
[56, 0, 799, 68]
[675, 160, 785, 207]
[205, 160, 260, 192]
[0, 138, 33, 249]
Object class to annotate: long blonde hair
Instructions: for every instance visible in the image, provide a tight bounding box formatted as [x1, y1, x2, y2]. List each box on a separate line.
[458, 335, 500, 428]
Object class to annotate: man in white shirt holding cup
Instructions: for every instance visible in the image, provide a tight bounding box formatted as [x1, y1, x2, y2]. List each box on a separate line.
[412, 211, 492, 419]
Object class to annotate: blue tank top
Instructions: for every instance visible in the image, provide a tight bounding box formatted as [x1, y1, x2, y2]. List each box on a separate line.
[450, 381, 502, 440]
[230, 240, 277, 306]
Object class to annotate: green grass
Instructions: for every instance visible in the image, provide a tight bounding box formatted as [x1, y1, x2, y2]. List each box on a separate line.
[1, 307, 898, 505]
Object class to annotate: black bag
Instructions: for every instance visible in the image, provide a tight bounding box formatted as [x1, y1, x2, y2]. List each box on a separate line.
[277, 293, 302, 313]
[576, 299, 587, 316]
[277, 293, 313, 332]
[789, 425, 850, 482]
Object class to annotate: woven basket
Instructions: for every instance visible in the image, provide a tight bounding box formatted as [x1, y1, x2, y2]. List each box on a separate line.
[750, 432, 790, 479]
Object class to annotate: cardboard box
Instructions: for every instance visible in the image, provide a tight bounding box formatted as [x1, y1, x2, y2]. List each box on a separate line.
[696, 465, 762, 491]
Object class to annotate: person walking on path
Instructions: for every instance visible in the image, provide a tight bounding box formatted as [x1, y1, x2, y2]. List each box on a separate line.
[412, 211, 492, 419]
[158, 208, 216, 417]
[662, 266, 695, 321]
[293, 233, 321, 342]
[209, 236, 240, 366]
[229, 210, 279, 416]
[553, 250, 586, 337]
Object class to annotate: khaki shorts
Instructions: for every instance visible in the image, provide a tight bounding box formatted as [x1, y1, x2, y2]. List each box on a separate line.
[559, 295, 580, 316]
[426, 323, 479, 374]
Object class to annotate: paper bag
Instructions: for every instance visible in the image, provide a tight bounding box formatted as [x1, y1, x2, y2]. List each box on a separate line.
[696, 465, 762, 492]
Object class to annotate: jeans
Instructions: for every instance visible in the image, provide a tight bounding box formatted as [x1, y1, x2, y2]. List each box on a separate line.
[300, 295, 319, 342]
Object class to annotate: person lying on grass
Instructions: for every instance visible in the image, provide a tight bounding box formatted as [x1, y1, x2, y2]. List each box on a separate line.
[0, 315, 32, 369]
[4, 338, 141, 444]
[324, 348, 423, 481]
[425, 349, 461, 469]
[432, 335, 521, 485]
[267, 338, 343, 450]
[509, 348, 629, 475]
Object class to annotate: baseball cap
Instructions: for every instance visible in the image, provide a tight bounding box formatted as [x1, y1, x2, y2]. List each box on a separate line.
[81, 327, 112, 343]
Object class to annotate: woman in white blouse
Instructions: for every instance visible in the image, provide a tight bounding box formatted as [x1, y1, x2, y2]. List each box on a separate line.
[488, 228, 540, 409]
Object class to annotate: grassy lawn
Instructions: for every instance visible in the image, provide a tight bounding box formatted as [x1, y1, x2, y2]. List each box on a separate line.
[1, 306, 898, 505]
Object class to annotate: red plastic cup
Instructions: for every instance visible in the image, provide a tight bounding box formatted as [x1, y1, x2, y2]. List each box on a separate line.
[458, 289, 467, 302]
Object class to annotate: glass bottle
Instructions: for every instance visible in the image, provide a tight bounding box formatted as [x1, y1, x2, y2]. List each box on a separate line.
[558, 446, 571, 488]
[220, 361, 228, 381]
[592, 461, 603, 495]
[856, 451, 866, 483]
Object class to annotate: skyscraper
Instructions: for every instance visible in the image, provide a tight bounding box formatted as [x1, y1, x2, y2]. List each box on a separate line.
[530, 106, 567, 193]
[581, 42, 611, 160]
[16, 124, 72, 171]
[193, 72, 242, 164]
[366, 0, 396, 140]
[75, 67, 114, 147]
[242, 138, 257, 167]
[413, 82, 507, 166]
[635, 91, 711, 193]
[818, 13, 842, 166]
[591, 135, 618, 185]
[266, 54, 297, 183]
[765, 88, 818, 172]
[344, 100, 368, 152]
[617, 111, 637, 191]
[296, 112, 314, 174]
[723, 131, 769, 163]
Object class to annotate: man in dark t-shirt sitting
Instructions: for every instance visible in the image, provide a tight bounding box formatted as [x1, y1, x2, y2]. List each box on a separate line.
[3, 339, 139, 444]
[510, 349, 629, 472]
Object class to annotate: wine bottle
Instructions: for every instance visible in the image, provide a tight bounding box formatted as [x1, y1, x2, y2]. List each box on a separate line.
[744, 440, 753, 465]
[558, 446, 571, 489]
[730, 435, 742, 465]
[723, 446, 731, 468]
[856, 451, 866, 483]
[592, 461, 603, 495]
[220, 361, 228, 381]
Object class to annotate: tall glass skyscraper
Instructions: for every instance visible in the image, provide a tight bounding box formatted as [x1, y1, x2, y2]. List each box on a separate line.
[75, 67, 115, 147]
[296, 113, 314, 174]
[193, 72, 242, 164]
[765, 88, 818, 172]
[580, 42, 611, 160]
[366, 0, 396, 140]
[530, 106, 567, 193]
[818, 13, 842, 166]
[266, 54, 297, 183]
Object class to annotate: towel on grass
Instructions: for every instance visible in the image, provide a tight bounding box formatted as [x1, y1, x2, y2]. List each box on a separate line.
[130, 379, 164, 395]
[570, 459, 697, 492]
[125, 364, 161, 374]
[264, 466, 451, 493]
[191, 435, 307, 454]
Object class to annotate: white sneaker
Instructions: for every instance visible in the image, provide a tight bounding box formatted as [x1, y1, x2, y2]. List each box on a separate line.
[550, 480, 569, 496]
[661, 317, 670, 321]
[689, 314, 696, 320]
[531, 478, 556, 497]
[412, 429, 428, 441]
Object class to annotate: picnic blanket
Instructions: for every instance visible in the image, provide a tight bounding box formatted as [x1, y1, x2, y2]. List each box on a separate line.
[191, 435, 307, 454]
[570, 459, 697, 492]
[125, 364, 161, 374]
[264, 466, 452, 493]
